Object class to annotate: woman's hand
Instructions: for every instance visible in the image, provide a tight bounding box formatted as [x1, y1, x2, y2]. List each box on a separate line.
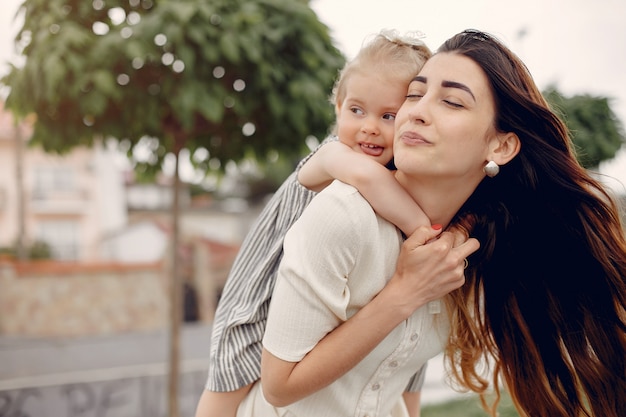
[383, 225, 480, 319]
[261, 225, 479, 407]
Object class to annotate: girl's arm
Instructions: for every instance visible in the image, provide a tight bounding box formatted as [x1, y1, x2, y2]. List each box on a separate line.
[261, 225, 480, 406]
[298, 141, 430, 235]
[403, 391, 422, 417]
[194, 385, 252, 417]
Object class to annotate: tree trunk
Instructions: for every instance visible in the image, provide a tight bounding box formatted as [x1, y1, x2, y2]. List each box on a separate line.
[167, 146, 182, 417]
[14, 121, 26, 260]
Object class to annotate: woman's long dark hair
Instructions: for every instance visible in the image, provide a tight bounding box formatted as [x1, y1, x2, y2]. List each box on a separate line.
[443, 29, 626, 417]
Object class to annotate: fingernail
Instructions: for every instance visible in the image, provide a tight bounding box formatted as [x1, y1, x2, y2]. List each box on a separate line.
[432, 224, 442, 230]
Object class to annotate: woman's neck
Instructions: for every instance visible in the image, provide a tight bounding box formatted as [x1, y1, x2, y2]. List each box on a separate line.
[395, 171, 479, 228]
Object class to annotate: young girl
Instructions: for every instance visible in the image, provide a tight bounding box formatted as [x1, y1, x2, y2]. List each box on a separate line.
[194, 31, 432, 417]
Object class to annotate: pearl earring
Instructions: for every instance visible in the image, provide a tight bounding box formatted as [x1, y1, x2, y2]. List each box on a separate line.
[483, 160, 500, 177]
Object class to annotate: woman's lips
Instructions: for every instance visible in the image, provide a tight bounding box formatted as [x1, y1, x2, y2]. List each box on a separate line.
[399, 131, 430, 145]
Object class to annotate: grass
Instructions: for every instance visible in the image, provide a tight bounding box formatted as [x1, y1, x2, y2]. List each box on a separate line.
[422, 391, 521, 417]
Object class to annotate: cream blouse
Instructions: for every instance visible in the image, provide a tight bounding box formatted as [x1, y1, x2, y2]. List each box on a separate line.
[241, 181, 450, 417]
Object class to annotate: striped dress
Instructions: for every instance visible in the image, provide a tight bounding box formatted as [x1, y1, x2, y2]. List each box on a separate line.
[205, 138, 332, 391]
[205, 136, 426, 393]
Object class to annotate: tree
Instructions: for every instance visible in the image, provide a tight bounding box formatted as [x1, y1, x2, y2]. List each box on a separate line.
[543, 86, 625, 169]
[1, 0, 345, 415]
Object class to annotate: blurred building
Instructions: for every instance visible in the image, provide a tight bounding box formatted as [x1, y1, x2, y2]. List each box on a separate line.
[0, 104, 268, 417]
[0, 102, 263, 336]
[0, 102, 127, 261]
[0, 102, 253, 264]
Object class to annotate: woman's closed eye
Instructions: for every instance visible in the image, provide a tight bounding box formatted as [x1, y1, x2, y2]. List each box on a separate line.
[443, 99, 464, 108]
[405, 93, 423, 101]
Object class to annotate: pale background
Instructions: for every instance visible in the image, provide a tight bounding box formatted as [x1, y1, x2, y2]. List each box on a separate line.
[1, 0, 625, 192]
[0, 0, 623, 406]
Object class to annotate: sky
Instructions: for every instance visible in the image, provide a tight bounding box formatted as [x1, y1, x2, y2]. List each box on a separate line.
[308, 0, 626, 194]
[1, 0, 625, 193]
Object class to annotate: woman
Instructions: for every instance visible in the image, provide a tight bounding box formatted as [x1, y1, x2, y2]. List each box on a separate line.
[432, 30, 626, 417]
[246, 29, 626, 417]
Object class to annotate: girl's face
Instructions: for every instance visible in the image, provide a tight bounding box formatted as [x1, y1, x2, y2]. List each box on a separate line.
[393, 53, 500, 181]
[335, 71, 407, 165]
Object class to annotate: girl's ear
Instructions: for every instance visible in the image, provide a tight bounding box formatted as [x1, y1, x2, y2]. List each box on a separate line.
[489, 132, 520, 165]
[334, 100, 342, 118]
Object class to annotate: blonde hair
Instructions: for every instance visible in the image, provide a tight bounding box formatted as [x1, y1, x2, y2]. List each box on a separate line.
[330, 30, 432, 108]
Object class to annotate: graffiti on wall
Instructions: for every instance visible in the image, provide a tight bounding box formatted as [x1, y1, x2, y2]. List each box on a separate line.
[0, 370, 206, 417]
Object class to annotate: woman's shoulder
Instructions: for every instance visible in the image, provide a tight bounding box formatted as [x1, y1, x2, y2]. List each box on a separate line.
[318, 180, 369, 207]
[297, 180, 376, 231]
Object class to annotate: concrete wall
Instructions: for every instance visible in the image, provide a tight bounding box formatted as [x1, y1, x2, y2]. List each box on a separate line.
[0, 260, 168, 337]
[0, 234, 237, 338]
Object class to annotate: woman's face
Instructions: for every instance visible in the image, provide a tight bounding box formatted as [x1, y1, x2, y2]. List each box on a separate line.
[393, 52, 500, 181]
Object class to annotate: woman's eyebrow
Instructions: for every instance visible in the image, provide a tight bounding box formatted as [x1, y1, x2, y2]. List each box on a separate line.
[442, 80, 475, 101]
[411, 76, 476, 102]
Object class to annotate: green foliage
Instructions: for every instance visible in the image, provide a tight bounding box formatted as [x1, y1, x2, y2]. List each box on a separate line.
[28, 240, 52, 259]
[2, 0, 345, 173]
[422, 392, 521, 417]
[0, 240, 52, 260]
[544, 86, 625, 168]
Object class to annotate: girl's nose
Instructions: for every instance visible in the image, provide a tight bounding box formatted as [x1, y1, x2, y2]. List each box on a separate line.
[361, 118, 380, 135]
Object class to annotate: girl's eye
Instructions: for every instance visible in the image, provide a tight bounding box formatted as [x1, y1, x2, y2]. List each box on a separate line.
[350, 107, 364, 115]
[382, 113, 396, 121]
